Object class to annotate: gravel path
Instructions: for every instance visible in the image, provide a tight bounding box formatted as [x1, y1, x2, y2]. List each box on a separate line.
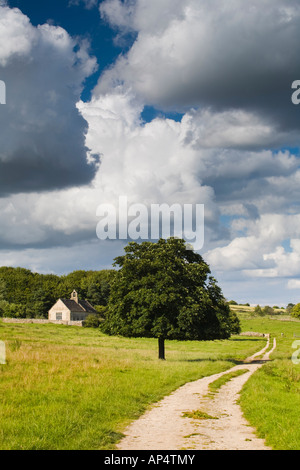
[117, 336, 276, 450]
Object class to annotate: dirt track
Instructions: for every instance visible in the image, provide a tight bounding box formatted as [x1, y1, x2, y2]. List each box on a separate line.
[117, 336, 276, 450]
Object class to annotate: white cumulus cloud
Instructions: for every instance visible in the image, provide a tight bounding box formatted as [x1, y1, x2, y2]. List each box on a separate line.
[0, 4, 98, 196]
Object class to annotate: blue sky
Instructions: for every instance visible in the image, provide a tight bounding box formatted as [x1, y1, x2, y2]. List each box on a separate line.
[7, 0, 176, 117]
[1, 0, 300, 306]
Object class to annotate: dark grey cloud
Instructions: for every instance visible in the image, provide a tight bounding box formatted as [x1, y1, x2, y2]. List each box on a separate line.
[1, 1, 300, 306]
[0, 114, 96, 195]
[98, 0, 300, 134]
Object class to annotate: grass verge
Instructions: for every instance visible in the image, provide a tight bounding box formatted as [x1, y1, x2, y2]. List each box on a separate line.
[238, 315, 300, 450]
[208, 369, 249, 394]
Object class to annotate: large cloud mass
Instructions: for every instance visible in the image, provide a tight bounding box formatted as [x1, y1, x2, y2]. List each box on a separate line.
[99, 0, 300, 130]
[1, 0, 300, 305]
[0, 4, 98, 196]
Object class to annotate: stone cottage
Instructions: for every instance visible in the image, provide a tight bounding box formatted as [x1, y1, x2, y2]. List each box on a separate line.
[48, 290, 97, 322]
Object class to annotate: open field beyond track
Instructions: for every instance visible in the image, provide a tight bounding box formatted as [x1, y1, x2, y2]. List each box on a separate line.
[0, 314, 299, 450]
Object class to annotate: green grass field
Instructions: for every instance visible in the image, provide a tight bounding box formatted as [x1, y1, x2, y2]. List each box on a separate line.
[0, 314, 299, 450]
[0, 320, 265, 450]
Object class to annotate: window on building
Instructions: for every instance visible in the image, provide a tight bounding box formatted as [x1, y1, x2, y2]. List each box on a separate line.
[56, 312, 62, 321]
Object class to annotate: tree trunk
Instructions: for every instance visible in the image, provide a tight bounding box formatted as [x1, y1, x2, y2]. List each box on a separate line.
[158, 336, 165, 360]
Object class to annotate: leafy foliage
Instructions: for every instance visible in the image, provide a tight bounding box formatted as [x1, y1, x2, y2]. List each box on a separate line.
[0, 266, 115, 319]
[286, 303, 295, 314]
[291, 303, 300, 319]
[102, 238, 240, 351]
[82, 314, 103, 328]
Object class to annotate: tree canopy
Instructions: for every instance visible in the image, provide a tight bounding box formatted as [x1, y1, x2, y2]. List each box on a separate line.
[0, 266, 115, 319]
[291, 303, 300, 319]
[101, 238, 240, 359]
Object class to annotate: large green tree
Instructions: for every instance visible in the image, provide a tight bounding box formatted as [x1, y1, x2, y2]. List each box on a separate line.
[102, 238, 240, 359]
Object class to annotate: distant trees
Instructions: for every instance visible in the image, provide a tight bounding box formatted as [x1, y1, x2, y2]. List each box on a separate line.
[253, 305, 263, 316]
[262, 305, 275, 315]
[252, 305, 276, 316]
[251, 305, 286, 316]
[0, 267, 115, 319]
[102, 238, 240, 359]
[291, 303, 300, 319]
[286, 303, 295, 314]
[227, 301, 249, 306]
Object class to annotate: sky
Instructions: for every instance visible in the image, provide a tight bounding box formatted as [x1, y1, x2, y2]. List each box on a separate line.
[1, 0, 300, 306]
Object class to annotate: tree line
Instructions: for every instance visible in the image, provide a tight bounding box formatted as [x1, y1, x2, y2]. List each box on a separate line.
[0, 266, 115, 318]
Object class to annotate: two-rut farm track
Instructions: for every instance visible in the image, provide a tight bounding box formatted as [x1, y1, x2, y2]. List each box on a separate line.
[117, 335, 276, 450]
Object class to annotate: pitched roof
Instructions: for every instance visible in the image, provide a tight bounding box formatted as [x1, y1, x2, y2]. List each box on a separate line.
[60, 299, 85, 312]
[60, 298, 97, 314]
[78, 299, 97, 313]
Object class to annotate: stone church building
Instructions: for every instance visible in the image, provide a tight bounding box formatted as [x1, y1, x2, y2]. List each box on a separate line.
[48, 290, 97, 322]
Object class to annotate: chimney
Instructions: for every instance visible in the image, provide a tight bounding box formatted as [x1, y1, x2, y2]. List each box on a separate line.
[71, 290, 79, 303]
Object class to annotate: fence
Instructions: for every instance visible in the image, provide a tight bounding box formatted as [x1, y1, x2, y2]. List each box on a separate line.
[1, 318, 83, 326]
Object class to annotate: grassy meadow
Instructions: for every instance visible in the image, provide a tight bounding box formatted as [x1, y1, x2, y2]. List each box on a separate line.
[0, 320, 265, 450]
[0, 310, 299, 450]
[237, 313, 300, 450]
